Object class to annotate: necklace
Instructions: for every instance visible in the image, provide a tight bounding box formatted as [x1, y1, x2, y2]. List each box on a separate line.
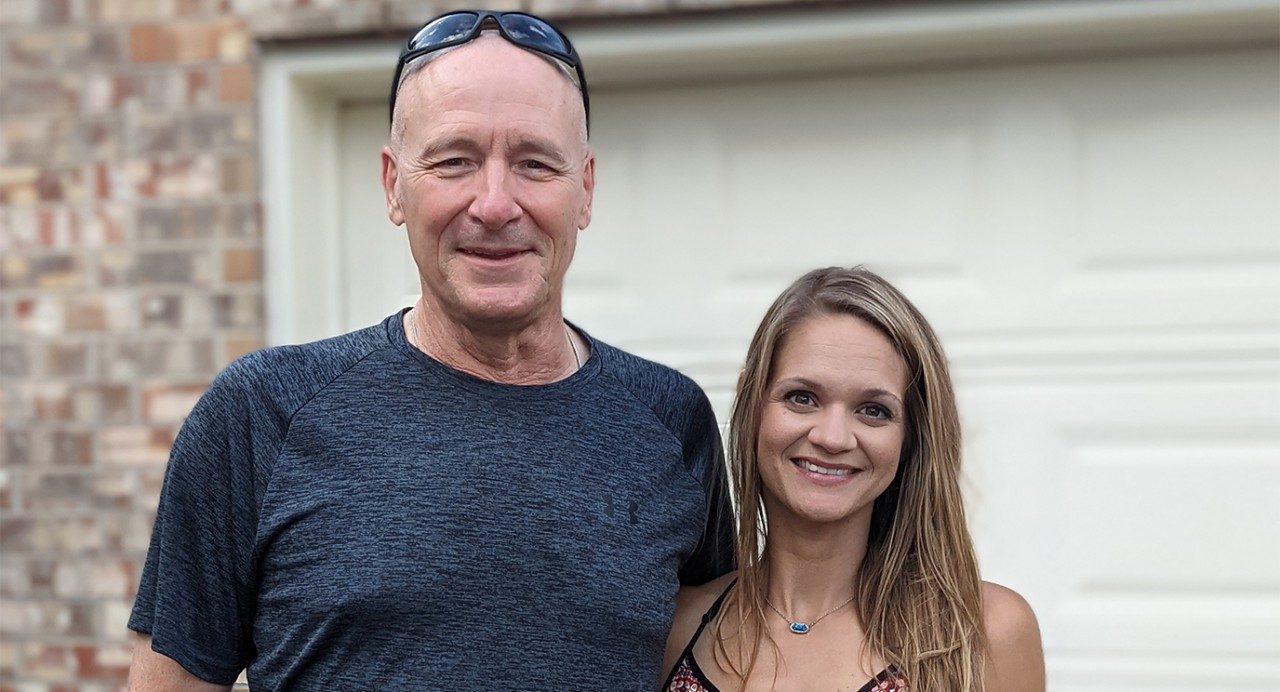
[565, 324, 582, 370]
[764, 594, 856, 635]
[407, 310, 581, 372]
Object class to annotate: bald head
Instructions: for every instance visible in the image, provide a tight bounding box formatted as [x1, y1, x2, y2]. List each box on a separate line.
[390, 34, 588, 153]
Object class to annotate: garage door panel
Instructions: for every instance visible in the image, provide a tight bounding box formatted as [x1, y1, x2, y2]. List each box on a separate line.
[962, 375, 1280, 686]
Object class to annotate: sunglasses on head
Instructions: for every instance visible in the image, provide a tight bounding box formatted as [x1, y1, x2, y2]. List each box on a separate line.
[388, 10, 590, 131]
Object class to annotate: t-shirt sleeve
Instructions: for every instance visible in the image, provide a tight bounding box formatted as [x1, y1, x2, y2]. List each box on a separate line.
[128, 363, 268, 685]
[677, 387, 737, 586]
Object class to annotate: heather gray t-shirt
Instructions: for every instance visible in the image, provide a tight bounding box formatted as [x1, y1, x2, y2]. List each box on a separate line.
[128, 311, 734, 689]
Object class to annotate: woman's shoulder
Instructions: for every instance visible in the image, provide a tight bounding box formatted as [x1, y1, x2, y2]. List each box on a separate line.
[662, 571, 738, 679]
[980, 581, 1045, 692]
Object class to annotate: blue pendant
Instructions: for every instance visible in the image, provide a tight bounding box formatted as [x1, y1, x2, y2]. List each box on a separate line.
[788, 622, 810, 635]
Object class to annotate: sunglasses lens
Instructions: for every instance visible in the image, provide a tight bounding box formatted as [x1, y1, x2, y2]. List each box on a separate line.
[407, 13, 478, 51]
[499, 15, 572, 59]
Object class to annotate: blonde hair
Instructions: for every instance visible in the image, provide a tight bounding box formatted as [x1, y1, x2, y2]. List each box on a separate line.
[716, 266, 986, 689]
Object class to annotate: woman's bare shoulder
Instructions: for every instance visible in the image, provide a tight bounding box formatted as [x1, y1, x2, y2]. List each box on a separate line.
[981, 581, 1045, 692]
[661, 571, 738, 681]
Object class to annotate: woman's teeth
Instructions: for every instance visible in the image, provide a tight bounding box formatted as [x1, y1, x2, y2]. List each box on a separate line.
[795, 459, 855, 476]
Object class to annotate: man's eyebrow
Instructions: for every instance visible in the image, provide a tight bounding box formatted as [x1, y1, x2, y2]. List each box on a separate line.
[414, 136, 481, 162]
[509, 137, 570, 166]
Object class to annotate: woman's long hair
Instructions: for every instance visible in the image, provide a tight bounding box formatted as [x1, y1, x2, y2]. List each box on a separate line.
[714, 266, 986, 689]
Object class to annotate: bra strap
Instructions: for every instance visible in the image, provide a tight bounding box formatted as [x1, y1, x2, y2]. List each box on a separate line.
[689, 579, 737, 647]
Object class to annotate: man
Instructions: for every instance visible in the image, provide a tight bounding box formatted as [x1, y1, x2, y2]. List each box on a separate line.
[127, 10, 734, 690]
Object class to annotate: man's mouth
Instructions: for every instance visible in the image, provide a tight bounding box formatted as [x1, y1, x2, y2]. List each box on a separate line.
[792, 458, 859, 477]
[460, 248, 527, 260]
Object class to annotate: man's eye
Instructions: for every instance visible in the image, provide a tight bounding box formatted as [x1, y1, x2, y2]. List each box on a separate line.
[784, 391, 816, 407]
[440, 158, 468, 168]
[521, 160, 553, 173]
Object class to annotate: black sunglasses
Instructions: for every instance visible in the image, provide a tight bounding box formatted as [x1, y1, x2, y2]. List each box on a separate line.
[388, 10, 589, 131]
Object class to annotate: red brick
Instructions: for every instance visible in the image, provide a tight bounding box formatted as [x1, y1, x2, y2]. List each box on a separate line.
[217, 64, 252, 102]
[64, 295, 108, 332]
[101, 511, 154, 553]
[5, 28, 120, 71]
[0, 165, 40, 204]
[22, 643, 77, 682]
[219, 155, 257, 195]
[71, 383, 132, 424]
[127, 114, 181, 156]
[0, 76, 81, 118]
[185, 67, 215, 106]
[0, 517, 34, 553]
[50, 430, 94, 466]
[74, 643, 131, 680]
[141, 382, 205, 422]
[44, 342, 92, 378]
[33, 384, 74, 421]
[0, 468, 11, 510]
[3, 429, 32, 467]
[0, 644, 14, 679]
[24, 472, 98, 512]
[222, 247, 259, 282]
[224, 335, 263, 361]
[213, 291, 262, 328]
[99, 426, 171, 467]
[128, 24, 178, 62]
[103, 337, 215, 379]
[1, 343, 31, 379]
[130, 21, 232, 63]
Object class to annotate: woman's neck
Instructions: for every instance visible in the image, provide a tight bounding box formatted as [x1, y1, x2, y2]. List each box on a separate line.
[762, 505, 873, 622]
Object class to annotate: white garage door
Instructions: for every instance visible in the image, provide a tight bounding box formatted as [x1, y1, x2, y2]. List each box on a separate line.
[333, 46, 1280, 689]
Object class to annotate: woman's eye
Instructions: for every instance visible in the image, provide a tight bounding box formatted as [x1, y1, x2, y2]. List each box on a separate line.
[860, 404, 892, 420]
[784, 391, 816, 407]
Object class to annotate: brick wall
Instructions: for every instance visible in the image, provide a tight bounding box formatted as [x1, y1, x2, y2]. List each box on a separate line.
[0, 0, 833, 687]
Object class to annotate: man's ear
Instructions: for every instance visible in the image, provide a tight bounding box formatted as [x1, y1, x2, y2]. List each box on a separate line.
[381, 145, 405, 226]
[577, 152, 595, 230]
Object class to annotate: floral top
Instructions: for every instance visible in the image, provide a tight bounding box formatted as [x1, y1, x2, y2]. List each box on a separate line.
[661, 581, 910, 692]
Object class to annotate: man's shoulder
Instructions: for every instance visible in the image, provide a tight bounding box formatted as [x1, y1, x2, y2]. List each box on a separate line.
[590, 336, 718, 448]
[208, 319, 390, 407]
[593, 337, 706, 406]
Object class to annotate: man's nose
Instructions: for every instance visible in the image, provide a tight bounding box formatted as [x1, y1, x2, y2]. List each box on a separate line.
[807, 408, 857, 454]
[469, 161, 522, 230]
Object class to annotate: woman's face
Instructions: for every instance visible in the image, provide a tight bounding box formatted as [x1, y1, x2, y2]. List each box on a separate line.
[757, 312, 909, 526]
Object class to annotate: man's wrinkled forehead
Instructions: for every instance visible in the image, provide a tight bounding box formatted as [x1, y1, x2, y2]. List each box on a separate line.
[393, 33, 587, 142]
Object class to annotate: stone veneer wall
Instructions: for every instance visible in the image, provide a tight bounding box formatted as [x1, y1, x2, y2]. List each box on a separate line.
[0, 0, 829, 688]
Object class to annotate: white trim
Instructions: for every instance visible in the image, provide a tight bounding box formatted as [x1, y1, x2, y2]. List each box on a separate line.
[259, 0, 1278, 344]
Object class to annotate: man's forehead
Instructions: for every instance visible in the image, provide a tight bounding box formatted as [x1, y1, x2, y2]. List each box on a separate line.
[410, 34, 567, 95]
[396, 35, 586, 146]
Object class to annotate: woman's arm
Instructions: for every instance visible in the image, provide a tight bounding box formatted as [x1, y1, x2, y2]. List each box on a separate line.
[982, 581, 1045, 692]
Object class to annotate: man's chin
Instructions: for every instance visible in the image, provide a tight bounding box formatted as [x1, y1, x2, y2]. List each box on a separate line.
[447, 288, 551, 328]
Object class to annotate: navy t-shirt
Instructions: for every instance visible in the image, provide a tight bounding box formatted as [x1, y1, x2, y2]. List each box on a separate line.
[128, 311, 735, 689]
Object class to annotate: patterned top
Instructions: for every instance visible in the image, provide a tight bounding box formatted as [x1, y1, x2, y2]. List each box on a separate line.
[662, 581, 910, 692]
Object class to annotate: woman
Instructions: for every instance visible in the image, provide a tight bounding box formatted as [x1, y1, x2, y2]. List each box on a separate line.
[662, 267, 1044, 691]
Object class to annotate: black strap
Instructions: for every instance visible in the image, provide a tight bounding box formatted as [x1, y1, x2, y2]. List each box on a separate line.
[661, 579, 737, 692]
[689, 579, 737, 649]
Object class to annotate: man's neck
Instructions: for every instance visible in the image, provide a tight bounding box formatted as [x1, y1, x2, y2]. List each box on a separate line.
[405, 298, 584, 385]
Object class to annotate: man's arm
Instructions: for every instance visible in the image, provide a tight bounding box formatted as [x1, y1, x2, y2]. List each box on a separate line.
[128, 634, 233, 692]
[677, 385, 737, 585]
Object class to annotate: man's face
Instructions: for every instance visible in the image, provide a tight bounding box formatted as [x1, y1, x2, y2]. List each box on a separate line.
[381, 35, 594, 329]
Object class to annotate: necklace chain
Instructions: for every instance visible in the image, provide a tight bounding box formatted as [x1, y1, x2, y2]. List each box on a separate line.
[765, 593, 856, 634]
[407, 309, 581, 372]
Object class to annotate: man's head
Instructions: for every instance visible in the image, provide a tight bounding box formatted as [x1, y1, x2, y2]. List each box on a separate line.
[381, 13, 594, 332]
